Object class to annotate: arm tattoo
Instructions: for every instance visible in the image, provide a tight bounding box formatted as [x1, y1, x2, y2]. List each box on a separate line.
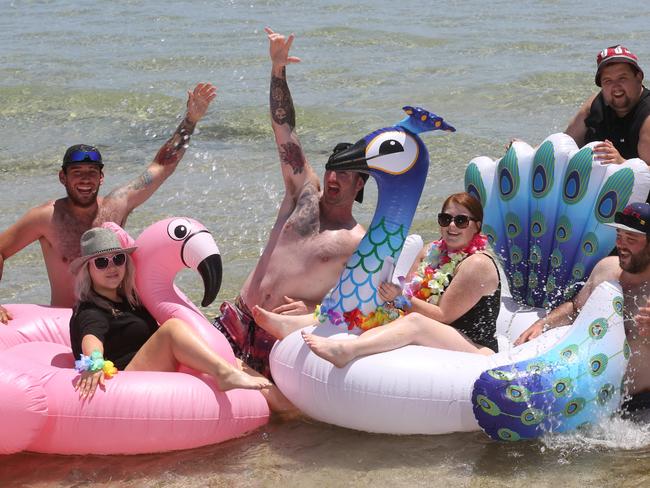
[155, 116, 197, 167]
[270, 67, 296, 128]
[129, 169, 154, 191]
[279, 142, 305, 175]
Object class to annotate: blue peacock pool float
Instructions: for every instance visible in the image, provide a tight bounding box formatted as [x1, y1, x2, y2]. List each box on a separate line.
[269, 112, 650, 439]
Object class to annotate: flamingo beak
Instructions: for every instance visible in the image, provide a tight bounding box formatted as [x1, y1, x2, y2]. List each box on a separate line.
[180, 230, 223, 307]
[198, 254, 222, 307]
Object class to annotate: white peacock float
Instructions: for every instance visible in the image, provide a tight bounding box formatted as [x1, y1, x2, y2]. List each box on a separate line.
[270, 107, 650, 440]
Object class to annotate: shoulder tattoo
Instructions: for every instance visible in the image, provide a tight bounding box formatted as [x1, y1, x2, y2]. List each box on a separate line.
[290, 183, 320, 237]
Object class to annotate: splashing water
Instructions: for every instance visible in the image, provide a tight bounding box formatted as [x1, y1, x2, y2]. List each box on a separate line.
[542, 415, 650, 453]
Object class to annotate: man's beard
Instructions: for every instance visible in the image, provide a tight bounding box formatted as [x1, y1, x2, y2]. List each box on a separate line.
[608, 94, 634, 112]
[619, 244, 650, 274]
[66, 188, 98, 208]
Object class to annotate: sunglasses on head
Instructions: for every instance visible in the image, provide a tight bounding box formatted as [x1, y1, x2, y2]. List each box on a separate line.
[65, 150, 102, 164]
[93, 253, 126, 270]
[437, 212, 477, 229]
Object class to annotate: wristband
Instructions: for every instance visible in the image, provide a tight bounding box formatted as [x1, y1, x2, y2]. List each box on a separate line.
[393, 295, 412, 311]
[75, 349, 118, 378]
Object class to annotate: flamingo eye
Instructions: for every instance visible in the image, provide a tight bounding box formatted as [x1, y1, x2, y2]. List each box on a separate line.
[167, 218, 193, 241]
[365, 130, 418, 174]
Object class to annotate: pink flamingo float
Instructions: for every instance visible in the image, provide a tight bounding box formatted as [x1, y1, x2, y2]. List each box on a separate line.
[0, 218, 269, 455]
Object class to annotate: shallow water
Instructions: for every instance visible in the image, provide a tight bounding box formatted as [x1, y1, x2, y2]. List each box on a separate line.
[2, 0, 650, 485]
[2, 418, 650, 487]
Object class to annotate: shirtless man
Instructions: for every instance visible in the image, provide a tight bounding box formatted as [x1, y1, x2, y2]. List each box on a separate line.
[214, 28, 366, 378]
[0, 83, 216, 323]
[515, 202, 650, 397]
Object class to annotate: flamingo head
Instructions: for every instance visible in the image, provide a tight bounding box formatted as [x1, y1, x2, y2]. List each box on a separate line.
[133, 217, 222, 307]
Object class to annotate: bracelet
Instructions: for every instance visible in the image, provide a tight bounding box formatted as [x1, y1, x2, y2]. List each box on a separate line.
[75, 349, 118, 378]
[393, 295, 412, 311]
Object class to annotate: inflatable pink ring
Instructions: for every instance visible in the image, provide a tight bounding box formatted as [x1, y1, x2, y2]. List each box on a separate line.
[0, 218, 269, 455]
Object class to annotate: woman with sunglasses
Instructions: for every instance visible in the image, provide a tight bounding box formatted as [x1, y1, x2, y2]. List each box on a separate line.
[301, 192, 501, 367]
[69, 227, 272, 399]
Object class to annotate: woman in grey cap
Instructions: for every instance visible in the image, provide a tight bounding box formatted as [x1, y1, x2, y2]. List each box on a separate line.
[69, 227, 271, 399]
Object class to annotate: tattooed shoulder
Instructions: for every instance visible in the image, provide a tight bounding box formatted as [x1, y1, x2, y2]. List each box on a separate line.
[286, 183, 320, 237]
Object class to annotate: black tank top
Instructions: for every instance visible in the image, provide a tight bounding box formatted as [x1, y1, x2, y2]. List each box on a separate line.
[449, 253, 501, 351]
[584, 87, 650, 160]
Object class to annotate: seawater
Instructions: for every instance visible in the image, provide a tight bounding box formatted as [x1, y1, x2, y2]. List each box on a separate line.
[1, 1, 650, 486]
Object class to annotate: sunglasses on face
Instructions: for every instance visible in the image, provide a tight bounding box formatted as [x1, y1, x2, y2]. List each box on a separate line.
[65, 150, 102, 164]
[437, 212, 477, 229]
[93, 253, 126, 270]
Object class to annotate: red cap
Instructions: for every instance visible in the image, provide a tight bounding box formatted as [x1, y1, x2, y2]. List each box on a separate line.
[595, 45, 644, 86]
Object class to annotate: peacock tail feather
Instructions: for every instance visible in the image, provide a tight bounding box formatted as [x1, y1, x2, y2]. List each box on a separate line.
[465, 133, 650, 309]
[468, 133, 650, 441]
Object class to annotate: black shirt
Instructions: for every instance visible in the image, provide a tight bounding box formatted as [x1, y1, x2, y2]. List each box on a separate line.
[70, 298, 158, 370]
[585, 87, 650, 160]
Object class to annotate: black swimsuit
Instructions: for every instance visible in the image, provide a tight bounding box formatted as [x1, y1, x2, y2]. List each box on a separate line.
[448, 253, 501, 351]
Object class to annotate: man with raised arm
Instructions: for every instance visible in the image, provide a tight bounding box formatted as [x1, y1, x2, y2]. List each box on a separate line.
[214, 28, 367, 378]
[0, 83, 216, 323]
[515, 202, 650, 399]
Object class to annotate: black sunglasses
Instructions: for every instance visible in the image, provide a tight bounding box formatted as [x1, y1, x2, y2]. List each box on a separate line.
[64, 150, 102, 164]
[93, 253, 126, 270]
[437, 212, 477, 229]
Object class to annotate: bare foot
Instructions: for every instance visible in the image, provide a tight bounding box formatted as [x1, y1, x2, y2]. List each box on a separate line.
[216, 369, 272, 391]
[237, 359, 300, 415]
[252, 305, 313, 340]
[301, 330, 354, 368]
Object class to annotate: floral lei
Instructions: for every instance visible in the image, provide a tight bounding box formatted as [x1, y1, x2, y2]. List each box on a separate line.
[404, 233, 488, 305]
[314, 233, 488, 331]
[315, 295, 404, 332]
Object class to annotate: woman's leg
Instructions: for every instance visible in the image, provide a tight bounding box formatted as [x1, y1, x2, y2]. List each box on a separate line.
[302, 312, 492, 368]
[126, 318, 272, 391]
[252, 305, 316, 339]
